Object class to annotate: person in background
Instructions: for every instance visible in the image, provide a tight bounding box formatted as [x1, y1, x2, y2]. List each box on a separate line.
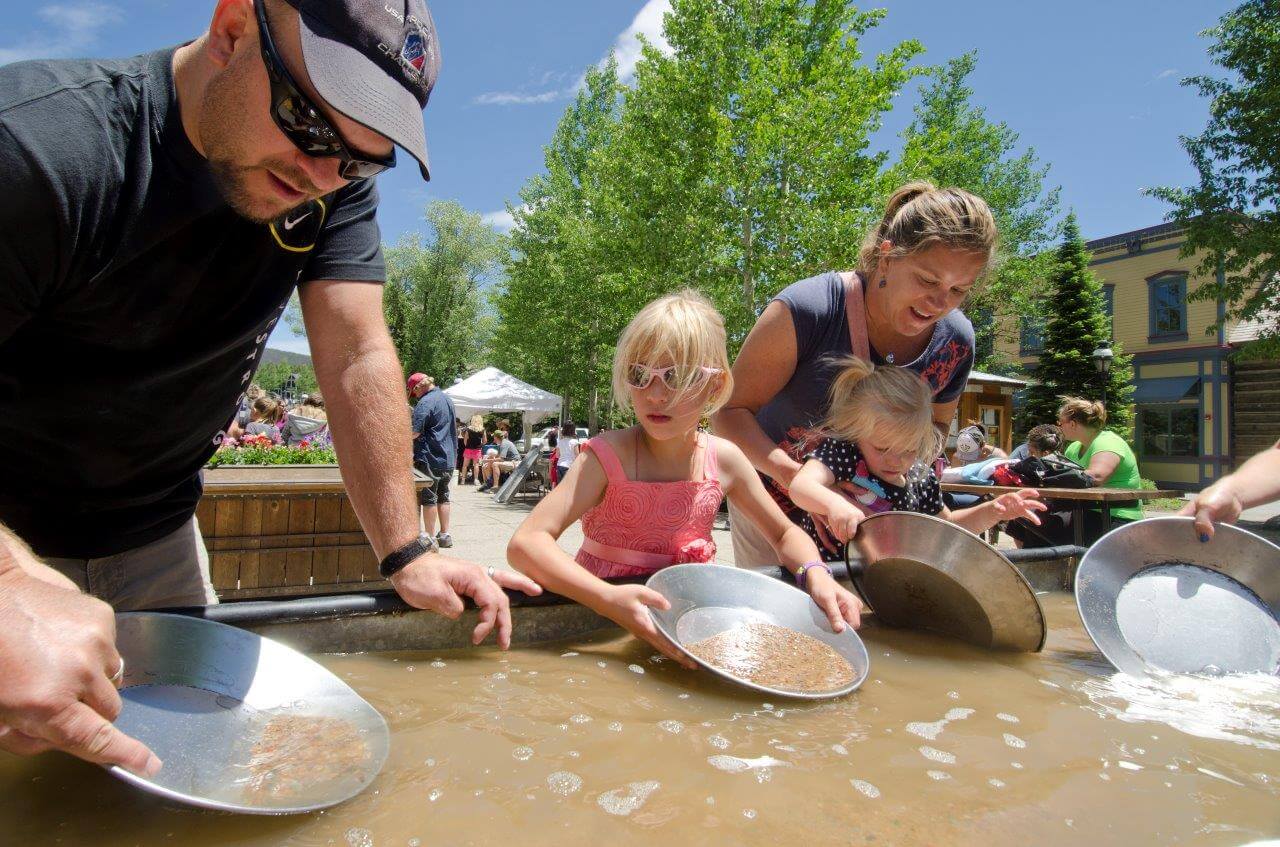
[229, 383, 266, 439]
[408, 374, 456, 549]
[280, 391, 329, 447]
[508, 291, 862, 665]
[1008, 423, 1065, 462]
[243, 396, 285, 443]
[554, 420, 580, 487]
[1180, 440, 1280, 541]
[479, 430, 521, 493]
[1005, 397, 1142, 547]
[950, 422, 1005, 466]
[459, 415, 486, 485]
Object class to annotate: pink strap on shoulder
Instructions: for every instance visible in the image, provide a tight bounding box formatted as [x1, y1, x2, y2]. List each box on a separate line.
[583, 438, 627, 483]
[841, 271, 872, 361]
[701, 434, 720, 482]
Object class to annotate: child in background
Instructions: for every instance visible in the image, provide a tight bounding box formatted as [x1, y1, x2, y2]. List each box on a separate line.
[788, 358, 1047, 562]
[553, 420, 580, 486]
[243, 396, 284, 444]
[508, 291, 863, 664]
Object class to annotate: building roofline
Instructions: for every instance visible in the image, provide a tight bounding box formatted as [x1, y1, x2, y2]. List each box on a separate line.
[1086, 221, 1186, 254]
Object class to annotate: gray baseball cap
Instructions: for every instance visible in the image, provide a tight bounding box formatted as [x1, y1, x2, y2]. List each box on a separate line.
[281, 0, 441, 181]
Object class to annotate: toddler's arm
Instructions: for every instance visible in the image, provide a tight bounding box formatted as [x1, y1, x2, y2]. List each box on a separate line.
[789, 459, 867, 543]
[943, 489, 1046, 535]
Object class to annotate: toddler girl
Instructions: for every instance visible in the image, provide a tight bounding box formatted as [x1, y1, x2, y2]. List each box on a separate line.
[789, 358, 1046, 562]
[508, 291, 863, 665]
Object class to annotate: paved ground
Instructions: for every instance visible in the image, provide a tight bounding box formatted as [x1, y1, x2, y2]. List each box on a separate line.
[426, 483, 1280, 573]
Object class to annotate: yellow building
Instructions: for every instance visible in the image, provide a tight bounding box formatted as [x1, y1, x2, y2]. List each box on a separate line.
[1004, 221, 1267, 492]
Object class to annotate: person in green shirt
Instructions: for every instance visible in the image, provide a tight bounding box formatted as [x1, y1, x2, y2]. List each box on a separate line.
[1009, 396, 1143, 547]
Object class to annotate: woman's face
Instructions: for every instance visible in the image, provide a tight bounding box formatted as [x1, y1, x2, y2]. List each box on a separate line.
[874, 243, 987, 339]
[1057, 416, 1088, 442]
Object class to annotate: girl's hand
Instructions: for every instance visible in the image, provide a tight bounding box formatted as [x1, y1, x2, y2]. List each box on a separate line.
[805, 567, 863, 632]
[991, 490, 1047, 525]
[828, 501, 865, 543]
[599, 585, 697, 669]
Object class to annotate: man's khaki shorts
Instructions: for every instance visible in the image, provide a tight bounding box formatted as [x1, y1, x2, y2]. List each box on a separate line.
[43, 516, 218, 611]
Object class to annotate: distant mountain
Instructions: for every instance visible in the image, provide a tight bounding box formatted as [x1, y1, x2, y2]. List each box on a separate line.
[262, 347, 313, 367]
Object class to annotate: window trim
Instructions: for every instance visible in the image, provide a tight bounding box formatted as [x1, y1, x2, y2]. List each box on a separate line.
[1019, 314, 1044, 357]
[1146, 271, 1189, 343]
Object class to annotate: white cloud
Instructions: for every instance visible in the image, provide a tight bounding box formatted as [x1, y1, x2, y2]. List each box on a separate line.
[482, 209, 517, 232]
[472, 0, 673, 106]
[1154, 68, 1178, 80]
[0, 3, 124, 65]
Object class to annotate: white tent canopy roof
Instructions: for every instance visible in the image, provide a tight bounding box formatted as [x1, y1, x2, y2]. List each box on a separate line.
[444, 367, 561, 422]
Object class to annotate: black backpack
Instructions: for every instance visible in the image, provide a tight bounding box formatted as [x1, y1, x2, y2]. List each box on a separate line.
[1008, 455, 1095, 489]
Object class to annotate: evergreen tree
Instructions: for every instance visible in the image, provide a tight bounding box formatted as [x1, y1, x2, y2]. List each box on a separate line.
[1016, 214, 1134, 439]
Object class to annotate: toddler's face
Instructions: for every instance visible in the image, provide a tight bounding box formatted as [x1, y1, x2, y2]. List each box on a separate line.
[858, 441, 918, 481]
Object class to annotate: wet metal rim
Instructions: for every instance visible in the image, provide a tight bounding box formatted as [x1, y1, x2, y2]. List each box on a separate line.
[646, 563, 870, 700]
[109, 612, 390, 815]
[1074, 517, 1280, 678]
[851, 511, 1047, 652]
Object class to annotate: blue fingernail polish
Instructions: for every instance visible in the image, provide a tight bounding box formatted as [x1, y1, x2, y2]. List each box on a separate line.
[1199, 533, 1209, 543]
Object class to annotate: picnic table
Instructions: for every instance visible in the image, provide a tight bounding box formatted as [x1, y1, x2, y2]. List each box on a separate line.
[940, 483, 1183, 548]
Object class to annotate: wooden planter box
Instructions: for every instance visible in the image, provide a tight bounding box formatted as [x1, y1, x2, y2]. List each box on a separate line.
[196, 465, 429, 601]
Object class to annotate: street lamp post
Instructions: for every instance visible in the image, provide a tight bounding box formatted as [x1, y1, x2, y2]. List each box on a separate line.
[1092, 341, 1114, 412]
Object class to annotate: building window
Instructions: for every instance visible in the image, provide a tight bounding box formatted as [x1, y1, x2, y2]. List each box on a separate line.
[1019, 316, 1044, 356]
[1137, 405, 1199, 458]
[1147, 273, 1188, 341]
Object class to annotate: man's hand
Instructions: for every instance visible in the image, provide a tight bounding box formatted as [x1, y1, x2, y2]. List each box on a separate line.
[389, 555, 542, 649]
[0, 567, 160, 777]
[1178, 484, 1243, 541]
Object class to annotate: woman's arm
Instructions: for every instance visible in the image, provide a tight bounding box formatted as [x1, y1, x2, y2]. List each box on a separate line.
[711, 301, 804, 486]
[717, 442, 862, 629]
[1082, 450, 1122, 485]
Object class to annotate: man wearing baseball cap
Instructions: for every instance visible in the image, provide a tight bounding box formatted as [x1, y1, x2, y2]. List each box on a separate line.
[406, 373, 457, 548]
[0, 0, 538, 776]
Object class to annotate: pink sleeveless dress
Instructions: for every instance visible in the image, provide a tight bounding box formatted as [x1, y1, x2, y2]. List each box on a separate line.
[575, 433, 724, 578]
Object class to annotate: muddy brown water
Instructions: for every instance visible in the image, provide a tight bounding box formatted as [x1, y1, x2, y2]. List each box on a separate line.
[1, 595, 1277, 846]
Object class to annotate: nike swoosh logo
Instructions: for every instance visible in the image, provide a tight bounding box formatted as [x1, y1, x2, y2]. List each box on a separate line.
[283, 210, 312, 231]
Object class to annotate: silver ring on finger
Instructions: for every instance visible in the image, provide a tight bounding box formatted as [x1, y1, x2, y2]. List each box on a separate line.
[110, 657, 126, 687]
[486, 566, 496, 581]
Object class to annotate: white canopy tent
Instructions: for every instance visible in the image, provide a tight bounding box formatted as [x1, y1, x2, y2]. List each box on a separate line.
[444, 367, 561, 446]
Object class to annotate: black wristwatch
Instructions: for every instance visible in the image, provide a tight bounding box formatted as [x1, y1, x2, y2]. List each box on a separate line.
[379, 533, 438, 579]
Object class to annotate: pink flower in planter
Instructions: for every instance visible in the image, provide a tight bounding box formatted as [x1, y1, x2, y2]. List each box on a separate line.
[675, 538, 716, 564]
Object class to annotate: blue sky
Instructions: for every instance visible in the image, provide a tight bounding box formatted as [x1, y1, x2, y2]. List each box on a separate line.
[1, 1, 1236, 354]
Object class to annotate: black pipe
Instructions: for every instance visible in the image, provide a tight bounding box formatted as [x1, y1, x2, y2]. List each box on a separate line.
[1003, 545, 1086, 563]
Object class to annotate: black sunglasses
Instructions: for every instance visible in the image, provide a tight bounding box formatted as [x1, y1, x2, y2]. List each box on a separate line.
[254, 0, 395, 180]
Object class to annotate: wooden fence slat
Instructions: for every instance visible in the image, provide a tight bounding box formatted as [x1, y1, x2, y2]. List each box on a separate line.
[311, 496, 342, 585]
[238, 499, 263, 589]
[258, 497, 290, 588]
[210, 499, 243, 591]
[338, 500, 367, 583]
[284, 497, 316, 587]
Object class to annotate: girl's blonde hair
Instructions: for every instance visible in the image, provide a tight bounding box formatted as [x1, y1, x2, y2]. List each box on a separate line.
[251, 395, 282, 423]
[1058, 396, 1106, 429]
[858, 181, 1000, 279]
[468, 414, 485, 432]
[612, 289, 735, 415]
[820, 357, 943, 464]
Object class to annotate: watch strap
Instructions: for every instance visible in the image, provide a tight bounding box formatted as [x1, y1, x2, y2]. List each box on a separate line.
[379, 533, 437, 579]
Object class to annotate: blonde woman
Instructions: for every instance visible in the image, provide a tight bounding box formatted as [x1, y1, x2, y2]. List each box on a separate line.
[788, 359, 1045, 563]
[509, 291, 863, 665]
[459, 414, 486, 484]
[714, 182, 999, 566]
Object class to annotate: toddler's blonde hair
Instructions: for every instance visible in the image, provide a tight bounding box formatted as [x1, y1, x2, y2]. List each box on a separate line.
[820, 357, 943, 464]
[612, 289, 734, 415]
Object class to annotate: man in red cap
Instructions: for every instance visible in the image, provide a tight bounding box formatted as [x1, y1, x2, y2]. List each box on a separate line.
[0, 0, 539, 777]
[407, 373, 457, 548]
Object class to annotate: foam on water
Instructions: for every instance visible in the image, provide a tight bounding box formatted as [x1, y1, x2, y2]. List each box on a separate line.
[988, 779, 1006, 789]
[512, 747, 533, 761]
[906, 706, 973, 741]
[428, 789, 442, 802]
[708, 735, 730, 750]
[831, 743, 848, 756]
[571, 714, 592, 724]
[1003, 733, 1027, 749]
[849, 779, 880, 798]
[607, 722, 623, 732]
[596, 780, 660, 816]
[659, 720, 684, 734]
[926, 770, 952, 781]
[997, 713, 1020, 724]
[919, 746, 957, 765]
[628, 664, 645, 674]
[707, 755, 788, 774]
[430, 660, 446, 668]
[546, 771, 582, 796]
[1077, 670, 1280, 751]
[345, 828, 373, 847]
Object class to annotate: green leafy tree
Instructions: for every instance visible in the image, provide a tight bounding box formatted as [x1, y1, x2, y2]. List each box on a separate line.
[890, 53, 1060, 371]
[493, 58, 628, 430]
[1016, 215, 1135, 438]
[1147, 0, 1280, 357]
[253, 361, 318, 398]
[385, 200, 504, 386]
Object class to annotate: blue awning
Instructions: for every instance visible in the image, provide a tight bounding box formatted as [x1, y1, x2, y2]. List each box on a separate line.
[1133, 376, 1200, 404]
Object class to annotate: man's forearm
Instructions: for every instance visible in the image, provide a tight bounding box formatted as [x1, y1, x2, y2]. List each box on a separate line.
[317, 343, 419, 558]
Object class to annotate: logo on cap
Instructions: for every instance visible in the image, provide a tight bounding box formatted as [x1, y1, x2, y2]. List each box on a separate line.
[400, 30, 427, 77]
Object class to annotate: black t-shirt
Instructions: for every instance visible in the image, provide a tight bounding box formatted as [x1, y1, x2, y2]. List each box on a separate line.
[0, 49, 385, 558]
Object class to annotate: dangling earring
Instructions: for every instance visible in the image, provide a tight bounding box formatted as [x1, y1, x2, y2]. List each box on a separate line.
[878, 277, 887, 289]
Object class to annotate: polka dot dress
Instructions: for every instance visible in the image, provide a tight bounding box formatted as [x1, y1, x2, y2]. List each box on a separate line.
[799, 438, 944, 562]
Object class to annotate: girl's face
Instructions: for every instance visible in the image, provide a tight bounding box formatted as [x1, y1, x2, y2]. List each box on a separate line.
[627, 360, 722, 441]
[858, 440, 919, 483]
[874, 244, 986, 339]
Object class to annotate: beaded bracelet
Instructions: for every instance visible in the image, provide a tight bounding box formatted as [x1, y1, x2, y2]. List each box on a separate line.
[794, 561, 833, 590]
